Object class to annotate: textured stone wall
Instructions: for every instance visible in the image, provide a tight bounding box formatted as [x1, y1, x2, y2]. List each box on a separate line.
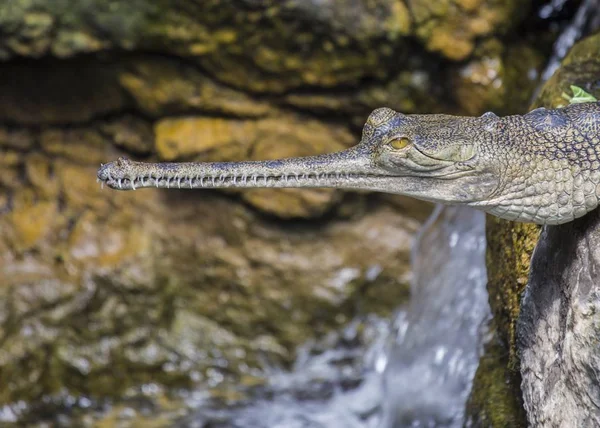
[0, 0, 553, 422]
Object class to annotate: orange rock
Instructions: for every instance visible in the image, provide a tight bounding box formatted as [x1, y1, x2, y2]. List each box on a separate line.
[7, 201, 57, 252]
[455, 0, 483, 12]
[155, 117, 254, 161]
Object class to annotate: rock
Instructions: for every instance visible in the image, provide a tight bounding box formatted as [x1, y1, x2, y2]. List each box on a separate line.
[118, 57, 273, 118]
[518, 209, 600, 427]
[485, 218, 540, 369]
[167, 0, 414, 93]
[534, 33, 600, 109]
[0, 1, 547, 134]
[407, 0, 526, 60]
[0, 0, 533, 95]
[24, 153, 60, 200]
[5, 201, 57, 252]
[452, 43, 545, 116]
[0, 60, 127, 125]
[154, 117, 255, 161]
[100, 116, 155, 155]
[0, 56, 274, 126]
[40, 128, 108, 165]
[0, 0, 411, 91]
[0, 127, 34, 150]
[0, 149, 22, 189]
[465, 329, 528, 427]
[282, 62, 453, 128]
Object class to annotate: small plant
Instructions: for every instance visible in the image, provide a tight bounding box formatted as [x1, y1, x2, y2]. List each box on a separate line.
[562, 85, 597, 104]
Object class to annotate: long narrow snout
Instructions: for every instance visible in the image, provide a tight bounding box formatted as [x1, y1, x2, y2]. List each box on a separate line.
[97, 146, 389, 191]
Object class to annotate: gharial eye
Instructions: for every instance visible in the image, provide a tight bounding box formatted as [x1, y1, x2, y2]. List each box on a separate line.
[388, 137, 412, 150]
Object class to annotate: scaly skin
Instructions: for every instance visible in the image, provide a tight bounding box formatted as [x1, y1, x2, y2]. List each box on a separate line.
[97, 102, 600, 225]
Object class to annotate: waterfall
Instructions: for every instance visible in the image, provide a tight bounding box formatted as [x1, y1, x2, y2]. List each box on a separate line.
[380, 206, 489, 427]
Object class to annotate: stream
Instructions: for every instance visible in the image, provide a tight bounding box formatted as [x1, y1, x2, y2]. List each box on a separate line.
[179, 206, 490, 428]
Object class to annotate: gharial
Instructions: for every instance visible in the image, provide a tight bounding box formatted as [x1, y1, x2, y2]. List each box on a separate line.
[97, 102, 600, 226]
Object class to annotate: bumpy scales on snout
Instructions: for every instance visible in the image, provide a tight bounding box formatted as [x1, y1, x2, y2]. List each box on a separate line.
[97, 102, 600, 225]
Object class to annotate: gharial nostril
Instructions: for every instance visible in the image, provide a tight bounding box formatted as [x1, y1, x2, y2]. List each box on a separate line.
[97, 163, 112, 180]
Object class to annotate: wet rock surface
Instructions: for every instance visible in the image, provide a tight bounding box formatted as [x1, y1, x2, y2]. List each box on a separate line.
[0, 0, 547, 129]
[519, 208, 600, 427]
[0, 0, 530, 92]
[466, 218, 537, 427]
[408, 0, 525, 60]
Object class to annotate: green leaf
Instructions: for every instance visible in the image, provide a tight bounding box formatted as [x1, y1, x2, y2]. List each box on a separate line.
[562, 85, 597, 104]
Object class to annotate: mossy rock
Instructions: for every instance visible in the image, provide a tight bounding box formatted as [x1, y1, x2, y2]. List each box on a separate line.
[485, 218, 540, 370]
[534, 33, 600, 109]
[465, 328, 527, 427]
[411, 0, 530, 59]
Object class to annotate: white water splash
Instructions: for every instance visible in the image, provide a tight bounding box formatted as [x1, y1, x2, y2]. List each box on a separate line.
[379, 206, 489, 427]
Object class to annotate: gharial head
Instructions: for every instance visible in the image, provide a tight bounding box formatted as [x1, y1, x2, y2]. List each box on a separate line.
[97, 107, 502, 206]
[355, 107, 501, 204]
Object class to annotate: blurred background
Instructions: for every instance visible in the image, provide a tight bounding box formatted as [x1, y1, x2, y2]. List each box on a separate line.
[0, 0, 598, 426]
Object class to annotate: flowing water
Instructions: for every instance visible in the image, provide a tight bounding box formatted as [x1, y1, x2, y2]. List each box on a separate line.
[379, 207, 489, 427]
[382, 3, 600, 423]
[179, 206, 490, 428]
[539, 0, 600, 83]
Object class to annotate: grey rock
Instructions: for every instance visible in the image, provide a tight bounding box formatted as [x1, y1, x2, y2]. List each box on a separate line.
[518, 209, 600, 427]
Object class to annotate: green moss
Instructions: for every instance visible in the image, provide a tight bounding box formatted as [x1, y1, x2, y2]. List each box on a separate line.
[462, 217, 538, 425]
[465, 329, 527, 427]
[485, 217, 540, 369]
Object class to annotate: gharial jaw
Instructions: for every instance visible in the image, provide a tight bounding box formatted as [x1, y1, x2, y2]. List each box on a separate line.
[97, 147, 499, 207]
[96, 148, 401, 192]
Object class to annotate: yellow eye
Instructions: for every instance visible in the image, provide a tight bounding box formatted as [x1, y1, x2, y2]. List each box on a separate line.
[389, 137, 411, 150]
